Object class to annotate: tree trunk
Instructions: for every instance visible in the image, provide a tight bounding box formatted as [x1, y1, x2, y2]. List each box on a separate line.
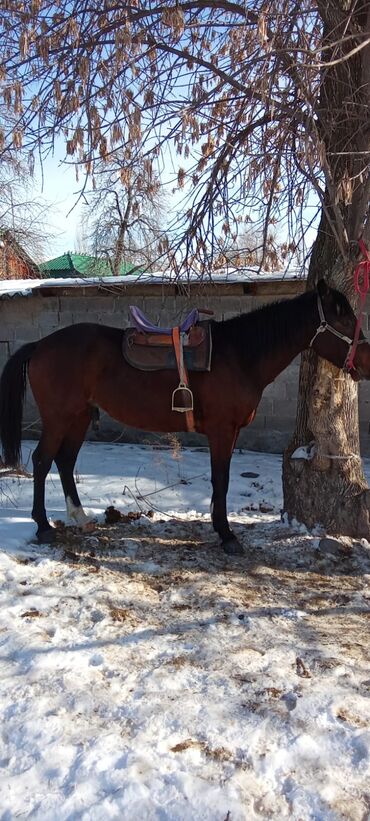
[282, 1, 370, 538]
[282, 213, 370, 537]
[113, 223, 126, 277]
[112, 189, 133, 276]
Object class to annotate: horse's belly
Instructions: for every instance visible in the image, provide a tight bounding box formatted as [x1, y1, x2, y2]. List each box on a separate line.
[96, 369, 191, 434]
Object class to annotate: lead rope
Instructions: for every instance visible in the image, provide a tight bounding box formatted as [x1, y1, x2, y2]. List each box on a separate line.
[345, 239, 370, 371]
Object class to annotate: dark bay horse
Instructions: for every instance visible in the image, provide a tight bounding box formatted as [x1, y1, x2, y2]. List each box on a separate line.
[1, 279, 370, 555]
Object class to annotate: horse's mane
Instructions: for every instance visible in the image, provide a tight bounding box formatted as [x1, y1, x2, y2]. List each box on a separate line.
[211, 289, 316, 361]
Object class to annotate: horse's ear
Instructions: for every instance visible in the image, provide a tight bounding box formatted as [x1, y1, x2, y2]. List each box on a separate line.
[317, 279, 330, 298]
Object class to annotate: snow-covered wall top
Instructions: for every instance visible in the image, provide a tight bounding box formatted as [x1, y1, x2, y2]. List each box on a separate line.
[0, 267, 303, 299]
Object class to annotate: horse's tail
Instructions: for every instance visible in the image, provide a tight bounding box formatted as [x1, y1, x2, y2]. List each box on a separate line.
[0, 342, 37, 466]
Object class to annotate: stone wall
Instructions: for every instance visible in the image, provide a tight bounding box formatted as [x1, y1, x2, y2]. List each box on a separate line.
[1, 278, 370, 454]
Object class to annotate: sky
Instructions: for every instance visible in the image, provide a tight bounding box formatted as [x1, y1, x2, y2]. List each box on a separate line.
[36, 153, 86, 259]
[30, 133, 318, 269]
[34, 138, 182, 263]
[35, 156, 317, 269]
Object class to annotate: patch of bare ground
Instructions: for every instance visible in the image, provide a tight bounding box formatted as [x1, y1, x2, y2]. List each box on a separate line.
[50, 515, 370, 676]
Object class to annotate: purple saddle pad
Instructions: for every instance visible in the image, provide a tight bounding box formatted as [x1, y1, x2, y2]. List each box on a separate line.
[129, 305, 199, 335]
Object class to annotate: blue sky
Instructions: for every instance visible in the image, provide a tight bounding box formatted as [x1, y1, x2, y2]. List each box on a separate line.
[36, 147, 179, 262]
[36, 153, 84, 259]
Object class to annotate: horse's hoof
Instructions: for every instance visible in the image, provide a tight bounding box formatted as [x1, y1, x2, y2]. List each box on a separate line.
[81, 520, 97, 533]
[222, 537, 245, 556]
[37, 527, 56, 544]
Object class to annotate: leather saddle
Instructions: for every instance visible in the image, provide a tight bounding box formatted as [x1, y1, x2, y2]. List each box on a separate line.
[122, 306, 213, 373]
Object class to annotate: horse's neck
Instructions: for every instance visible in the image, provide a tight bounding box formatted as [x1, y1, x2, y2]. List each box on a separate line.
[251, 293, 317, 389]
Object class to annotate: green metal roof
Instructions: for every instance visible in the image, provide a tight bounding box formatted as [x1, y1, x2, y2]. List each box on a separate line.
[38, 252, 137, 278]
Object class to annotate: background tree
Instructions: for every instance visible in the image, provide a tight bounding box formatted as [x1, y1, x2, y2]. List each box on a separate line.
[0, 119, 49, 260]
[0, 1, 369, 535]
[81, 155, 169, 274]
[214, 226, 291, 272]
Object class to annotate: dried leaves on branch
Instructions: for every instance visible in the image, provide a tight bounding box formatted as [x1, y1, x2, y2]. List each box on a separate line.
[0, 1, 368, 273]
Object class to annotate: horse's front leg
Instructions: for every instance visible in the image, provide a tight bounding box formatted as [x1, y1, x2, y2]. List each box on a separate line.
[208, 430, 244, 556]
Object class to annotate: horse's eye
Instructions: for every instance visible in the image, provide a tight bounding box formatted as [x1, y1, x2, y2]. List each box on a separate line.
[336, 302, 342, 317]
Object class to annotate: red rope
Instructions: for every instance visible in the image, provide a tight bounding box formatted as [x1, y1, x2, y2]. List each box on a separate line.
[346, 239, 370, 372]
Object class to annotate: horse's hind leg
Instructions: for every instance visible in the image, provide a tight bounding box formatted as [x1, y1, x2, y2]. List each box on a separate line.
[208, 428, 244, 556]
[54, 411, 91, 527]
[32, 427, 65, 542]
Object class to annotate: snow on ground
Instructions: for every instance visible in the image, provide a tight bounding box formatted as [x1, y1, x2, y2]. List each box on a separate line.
[1, 441, 370, 820]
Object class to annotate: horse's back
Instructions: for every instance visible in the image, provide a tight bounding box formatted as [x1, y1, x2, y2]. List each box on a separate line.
[37, 322, 122, 348]
[28, 323, 124, 419]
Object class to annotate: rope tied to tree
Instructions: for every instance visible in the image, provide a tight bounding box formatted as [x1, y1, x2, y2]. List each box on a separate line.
[345, 239, 370, 373]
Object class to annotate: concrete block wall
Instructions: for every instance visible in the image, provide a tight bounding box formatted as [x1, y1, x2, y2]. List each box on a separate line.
[1, 278, 369, 454]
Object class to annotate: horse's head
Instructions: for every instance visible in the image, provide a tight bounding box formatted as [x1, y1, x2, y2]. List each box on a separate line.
[309, 279, 370, 380]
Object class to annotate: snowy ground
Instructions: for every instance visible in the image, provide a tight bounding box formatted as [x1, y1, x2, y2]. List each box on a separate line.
[1, 441, 370, 821]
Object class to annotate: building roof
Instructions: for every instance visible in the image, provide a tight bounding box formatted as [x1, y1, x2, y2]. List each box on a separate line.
[38, 252, 137, 278]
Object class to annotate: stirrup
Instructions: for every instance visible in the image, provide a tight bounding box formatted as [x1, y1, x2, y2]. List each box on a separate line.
[172, 382, 194, 412]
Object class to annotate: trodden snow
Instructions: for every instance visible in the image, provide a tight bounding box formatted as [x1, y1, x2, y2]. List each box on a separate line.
[1, 441, 370, 820]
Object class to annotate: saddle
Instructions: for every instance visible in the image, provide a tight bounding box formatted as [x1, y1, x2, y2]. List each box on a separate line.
[122, 306, 213, 429]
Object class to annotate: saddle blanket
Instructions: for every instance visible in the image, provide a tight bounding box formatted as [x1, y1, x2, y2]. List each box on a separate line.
[122, 321, 212, 372]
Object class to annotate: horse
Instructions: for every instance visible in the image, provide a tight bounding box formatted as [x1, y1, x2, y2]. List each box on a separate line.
[1, 278, 370, 556]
